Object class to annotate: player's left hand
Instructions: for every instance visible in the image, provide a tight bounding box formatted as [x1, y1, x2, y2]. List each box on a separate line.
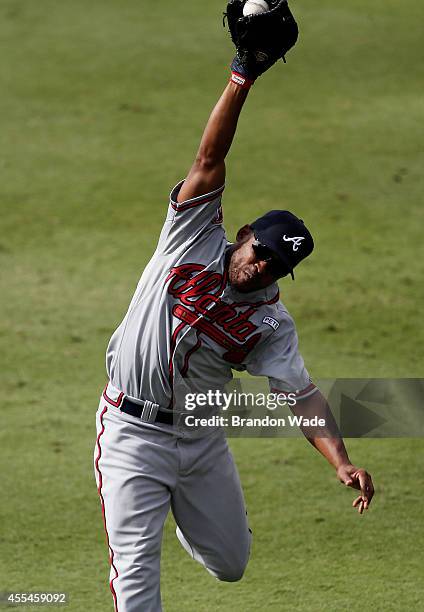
[336, 464, 374, 515]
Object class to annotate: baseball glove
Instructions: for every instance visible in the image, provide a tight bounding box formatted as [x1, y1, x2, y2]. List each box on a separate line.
[224, 0, 299, 81]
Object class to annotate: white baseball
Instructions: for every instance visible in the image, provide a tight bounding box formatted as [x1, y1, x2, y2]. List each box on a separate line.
[243, 0, 269, 17]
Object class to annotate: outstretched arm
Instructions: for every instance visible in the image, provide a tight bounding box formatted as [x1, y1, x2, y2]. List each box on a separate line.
[177, 81, 249, 203]
[292, 390, 375, 514]
[177, 0, 300, 203]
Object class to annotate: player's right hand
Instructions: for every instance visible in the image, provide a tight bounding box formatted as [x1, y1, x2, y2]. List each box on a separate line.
[337, 464, 375, 515]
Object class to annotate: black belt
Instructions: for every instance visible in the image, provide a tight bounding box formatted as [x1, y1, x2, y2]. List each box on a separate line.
[121, 397, 174, 425]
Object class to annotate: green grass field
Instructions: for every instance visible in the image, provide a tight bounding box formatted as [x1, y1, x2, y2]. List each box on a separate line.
[1, 1, 423, 610]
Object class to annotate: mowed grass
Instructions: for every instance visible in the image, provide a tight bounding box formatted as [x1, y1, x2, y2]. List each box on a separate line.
[0, 0, 423, 610]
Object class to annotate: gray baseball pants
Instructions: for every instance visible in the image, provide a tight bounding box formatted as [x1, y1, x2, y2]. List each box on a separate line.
[94, 388, 252, 612]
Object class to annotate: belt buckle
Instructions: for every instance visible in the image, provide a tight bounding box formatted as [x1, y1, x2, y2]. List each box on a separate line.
[140, 400, 159, 423]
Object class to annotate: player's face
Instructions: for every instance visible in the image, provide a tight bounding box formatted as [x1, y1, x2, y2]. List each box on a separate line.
[227, 231, 285, 293]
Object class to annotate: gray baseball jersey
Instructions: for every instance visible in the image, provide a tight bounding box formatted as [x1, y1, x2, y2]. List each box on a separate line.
[106, 181, 316, 409]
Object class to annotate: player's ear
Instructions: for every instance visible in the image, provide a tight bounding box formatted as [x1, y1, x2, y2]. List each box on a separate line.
[236, 225, 253, 243]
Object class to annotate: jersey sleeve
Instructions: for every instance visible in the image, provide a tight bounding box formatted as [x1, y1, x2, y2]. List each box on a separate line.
[246, 311, 317, 400]
[156, 180, 225, 254]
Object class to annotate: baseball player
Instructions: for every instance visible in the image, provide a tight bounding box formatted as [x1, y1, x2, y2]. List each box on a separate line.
[94, 2, 374, 611]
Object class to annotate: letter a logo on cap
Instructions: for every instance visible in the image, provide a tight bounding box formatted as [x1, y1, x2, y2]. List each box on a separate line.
[282, 235, 305, 252]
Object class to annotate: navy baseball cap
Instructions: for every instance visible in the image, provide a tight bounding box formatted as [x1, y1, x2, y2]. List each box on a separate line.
[250, 210, 314, 280]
